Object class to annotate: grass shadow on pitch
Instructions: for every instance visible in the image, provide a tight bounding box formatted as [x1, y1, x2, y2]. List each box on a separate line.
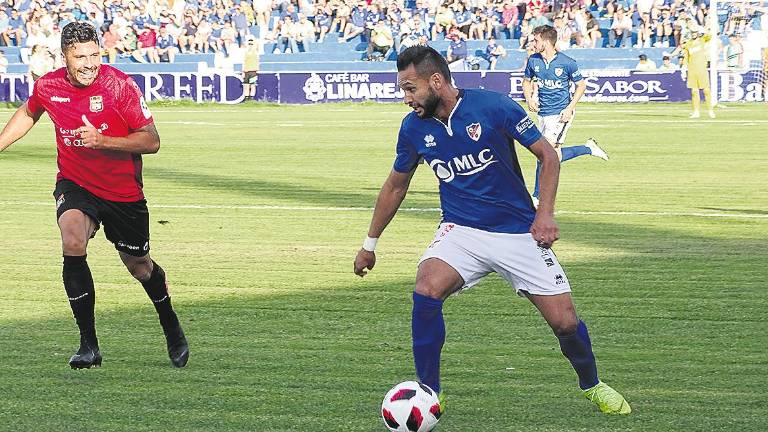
[1, 217, 767, 431]
[146, 166, 442, 215]
[697, 207, 768, 215]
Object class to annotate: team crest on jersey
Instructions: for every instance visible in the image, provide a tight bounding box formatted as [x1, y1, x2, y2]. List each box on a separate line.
[89, 95, 103, 112]
[554, 67, 564, 77]
[466, 123, 481, 141]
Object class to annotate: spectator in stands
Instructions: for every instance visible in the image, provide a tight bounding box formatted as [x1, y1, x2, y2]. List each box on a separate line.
[468, 8, 487, 40]
[655, 6, 674, 48]
[209, 21, 224, 53]
[221, 21, 239, 54]
[446, 29, 468, 65]
[485, 36, 507, 70]
[102, 24, 120, 63]
[529, 7, 552, 30]
[726, 34, 744, 69]
[156, 25, 177, 63]
[659, 54, 679, 70]
[364, 3, 385, 42]
[554, 14, 572, 50]
[179, 13, 199, 53]
[433, 3, 455, 40]
[136, 27, 159, 63]
[295, 14, 316, 52]
[342, 1, 367, 42]
[501, 1, 519, 40]
[254, 0, 272, 27]
[0, 11, 9, 45]
[3, 9, 24, 47]
[518, 14, 534, 48]
[367, 18, 394, 60]
[232, 4, 250, 46]
[609, 7, 632, 47]
[486, 3, 505, 40]
[134, 5, 157, 31]
[242, 36, 260, 100]
[635, 53, 657, 70]
[330, 0, 351, 36]
[410, 14, 429, 39]
[636, 11, 653, 48]
[0, 50, 8, 74]
[453, 2, 473, 37]
[315, 5, 333, 43]
[674, 12, 694, 47]
[29, 44, 54, 81]
[272, 15, 298, 53]
[115, 26, 140, 60]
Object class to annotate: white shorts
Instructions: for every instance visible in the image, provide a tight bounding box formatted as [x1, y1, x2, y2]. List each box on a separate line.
[419, 223, 572, 296]
[538, 111, 575, 145]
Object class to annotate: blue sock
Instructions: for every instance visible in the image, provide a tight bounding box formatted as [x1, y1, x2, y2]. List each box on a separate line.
[558, 320, 599, 390]
[561, 145, 591, 162]
[532, 160, 542, 198]
[412, 292, 445, 394]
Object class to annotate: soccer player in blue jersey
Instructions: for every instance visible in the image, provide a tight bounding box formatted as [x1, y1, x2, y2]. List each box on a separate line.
[353, 46, 630, 415]
[523, 25, 609, 206]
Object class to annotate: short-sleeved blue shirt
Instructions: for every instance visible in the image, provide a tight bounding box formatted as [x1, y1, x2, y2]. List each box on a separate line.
[394, 89, 542, 234]
[524, 52, 583, 116]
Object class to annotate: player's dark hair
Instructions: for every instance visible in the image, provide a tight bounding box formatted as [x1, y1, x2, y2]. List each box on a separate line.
[397, 46, 451, 82]
[535, 25, 557, 46]
[61, 21, 100, 53]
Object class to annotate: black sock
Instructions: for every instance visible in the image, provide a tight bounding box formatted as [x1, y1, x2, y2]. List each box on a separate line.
[141, 261, 180, 333]
[63, 255, 97, 347]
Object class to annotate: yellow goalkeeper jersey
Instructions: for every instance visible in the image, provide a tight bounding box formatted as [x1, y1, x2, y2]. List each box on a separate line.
[683, 34, 712, 74]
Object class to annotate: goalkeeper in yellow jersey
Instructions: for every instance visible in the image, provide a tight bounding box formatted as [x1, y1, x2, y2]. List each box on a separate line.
[682, 28, 715, 118]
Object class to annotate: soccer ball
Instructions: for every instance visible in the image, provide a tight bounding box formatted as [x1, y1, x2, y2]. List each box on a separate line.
[381, 381, 442, 432]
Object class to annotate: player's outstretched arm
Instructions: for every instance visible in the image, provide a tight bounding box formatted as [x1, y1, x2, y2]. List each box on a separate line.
[527, 136, 560, 248]
[77, 115, 161, 154]
[0, 103, 42, 153]
[354, 168, 416, 277]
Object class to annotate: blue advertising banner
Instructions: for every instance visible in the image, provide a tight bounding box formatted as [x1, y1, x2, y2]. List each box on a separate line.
[1, 70, 764, 104]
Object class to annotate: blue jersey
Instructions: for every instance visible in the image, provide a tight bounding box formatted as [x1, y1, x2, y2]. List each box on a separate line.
[524, 52, 583, 116]
[394, 89, 542, 234]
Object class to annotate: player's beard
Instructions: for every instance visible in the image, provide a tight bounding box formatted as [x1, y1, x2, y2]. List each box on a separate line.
[415, 87, 440, 119]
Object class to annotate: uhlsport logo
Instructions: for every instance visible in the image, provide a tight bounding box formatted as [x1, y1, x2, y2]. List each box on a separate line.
[428, 149, 497, 183]
[303, 73, 326, 102]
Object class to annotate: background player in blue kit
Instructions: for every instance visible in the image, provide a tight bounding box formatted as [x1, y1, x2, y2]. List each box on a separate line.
[353, 46, 630, 415]
[523, 25, 609, 206]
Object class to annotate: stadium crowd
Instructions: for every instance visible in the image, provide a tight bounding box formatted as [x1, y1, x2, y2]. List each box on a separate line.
[0, 0, 764, 70]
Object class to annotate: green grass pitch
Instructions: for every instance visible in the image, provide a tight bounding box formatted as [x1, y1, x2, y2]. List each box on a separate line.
[0, 102, 766, 431]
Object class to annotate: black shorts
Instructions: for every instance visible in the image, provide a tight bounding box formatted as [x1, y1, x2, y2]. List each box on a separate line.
[54, 179, 151, 257]
[243, 71, 258, 84]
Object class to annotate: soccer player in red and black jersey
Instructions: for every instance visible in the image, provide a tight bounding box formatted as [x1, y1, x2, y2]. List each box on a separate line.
[0, 22, 188, 369]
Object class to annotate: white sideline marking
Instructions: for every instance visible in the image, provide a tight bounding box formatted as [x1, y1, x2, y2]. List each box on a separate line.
[1, 201, 766, 219]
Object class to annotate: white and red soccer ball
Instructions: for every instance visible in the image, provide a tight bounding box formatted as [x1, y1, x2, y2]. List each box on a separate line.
[381, 381, 442, 432]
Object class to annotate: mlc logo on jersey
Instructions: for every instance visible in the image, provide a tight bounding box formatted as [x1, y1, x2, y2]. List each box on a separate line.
[466, 123, 481, 141]
[428, 149, 497, 183]
[89, 96, 103, 112]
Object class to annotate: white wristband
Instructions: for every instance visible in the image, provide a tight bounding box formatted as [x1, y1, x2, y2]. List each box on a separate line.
[362, 236, 378, 252]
